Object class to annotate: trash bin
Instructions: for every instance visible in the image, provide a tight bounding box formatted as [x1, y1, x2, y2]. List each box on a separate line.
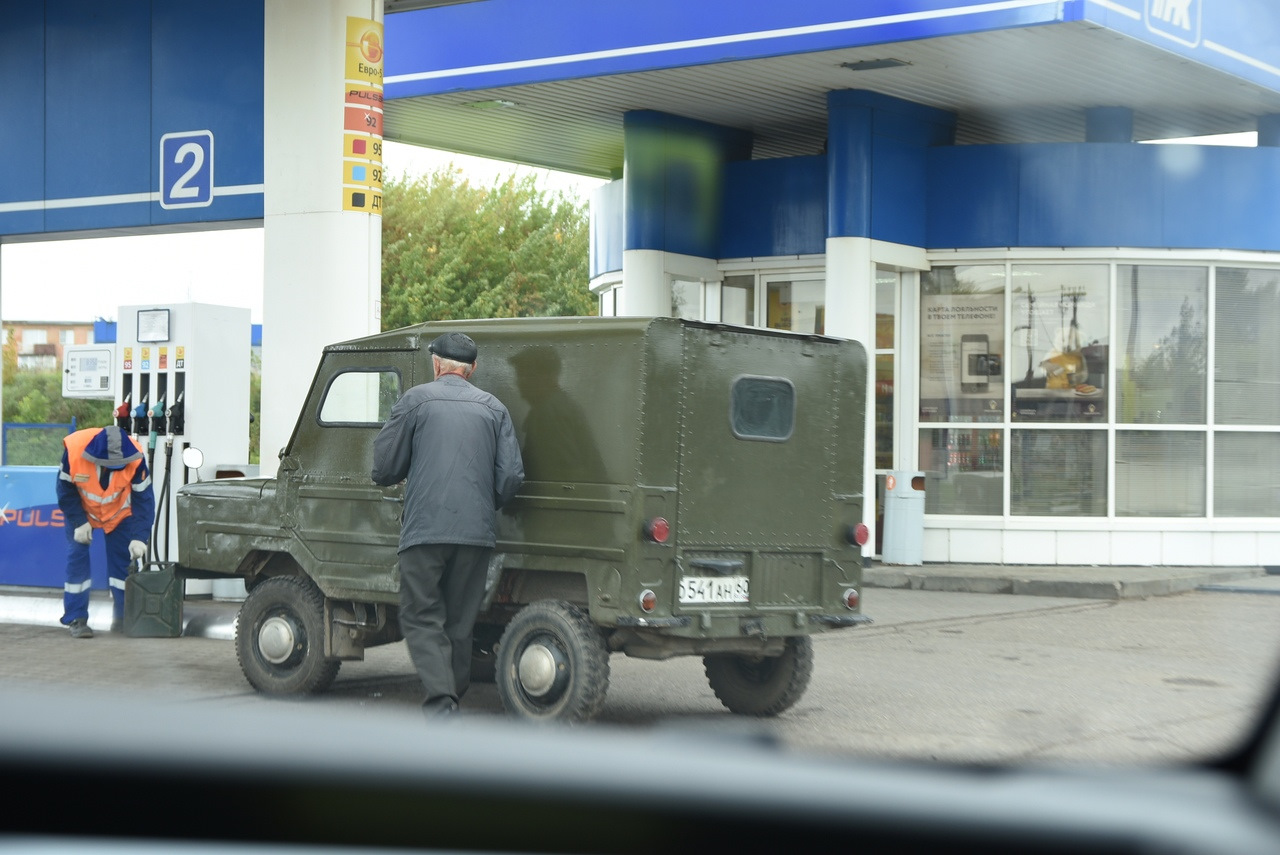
[881, 471, 925, 565]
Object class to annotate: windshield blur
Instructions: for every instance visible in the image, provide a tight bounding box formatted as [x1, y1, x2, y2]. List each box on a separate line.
[3, 0, 1280, 778]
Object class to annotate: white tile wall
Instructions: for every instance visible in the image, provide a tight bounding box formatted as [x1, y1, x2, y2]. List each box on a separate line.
[1159, 531, 1214, 566]
[1056, 530, 1111, 566]
[1003, 530, 1055, 564]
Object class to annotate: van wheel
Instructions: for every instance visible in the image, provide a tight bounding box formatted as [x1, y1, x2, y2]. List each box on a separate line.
[704, 636, 813, 717]
[496, 601, 610, 722]
[236, 576, 341, 695]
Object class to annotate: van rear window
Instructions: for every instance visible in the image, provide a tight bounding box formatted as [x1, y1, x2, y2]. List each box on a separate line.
[731, 376, 795, 441]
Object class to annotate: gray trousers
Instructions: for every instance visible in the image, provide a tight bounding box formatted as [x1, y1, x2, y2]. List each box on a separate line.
[397, 543, 492, 712]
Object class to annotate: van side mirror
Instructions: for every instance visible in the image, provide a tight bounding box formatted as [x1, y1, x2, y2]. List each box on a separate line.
[182, 446, 205, 482]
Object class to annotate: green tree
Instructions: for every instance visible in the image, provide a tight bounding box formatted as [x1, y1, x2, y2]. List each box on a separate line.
[2, 371, 114, 465]
[380, 167, 595, 329]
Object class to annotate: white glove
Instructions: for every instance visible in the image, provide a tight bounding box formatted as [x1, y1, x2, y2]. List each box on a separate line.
[129, 540, 148, 561]
[73, 522, 93, 545]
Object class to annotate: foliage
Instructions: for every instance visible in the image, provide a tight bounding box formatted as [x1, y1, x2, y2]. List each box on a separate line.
[2, 328, 16, 381]
[380, 167, 595, 329]
[249, 352, 261, 465]
[2, 371, 114, 465]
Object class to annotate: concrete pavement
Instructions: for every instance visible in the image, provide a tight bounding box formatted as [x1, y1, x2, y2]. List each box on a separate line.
[1, 562, 1274, 641]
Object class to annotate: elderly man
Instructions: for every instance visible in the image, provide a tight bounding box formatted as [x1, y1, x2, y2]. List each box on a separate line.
[372, 332, 524, 718]
[57, 425, 154, 638]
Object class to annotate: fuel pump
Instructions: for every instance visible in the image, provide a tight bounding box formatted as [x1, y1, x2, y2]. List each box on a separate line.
[113, 303, 253, 599]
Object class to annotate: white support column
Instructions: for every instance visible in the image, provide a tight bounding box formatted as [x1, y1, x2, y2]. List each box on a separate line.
[619, 249, 670, 316]
[260, 0, 383, 475]
[826, 236, 877, 556]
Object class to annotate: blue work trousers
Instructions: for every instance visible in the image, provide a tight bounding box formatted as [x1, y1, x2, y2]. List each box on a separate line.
[62, 525, 133, 625]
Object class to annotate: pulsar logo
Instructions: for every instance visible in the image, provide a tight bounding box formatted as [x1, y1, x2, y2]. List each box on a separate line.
[1145, 0, 1201, 48]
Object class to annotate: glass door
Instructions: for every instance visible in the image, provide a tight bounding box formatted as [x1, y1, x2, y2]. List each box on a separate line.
[874, 266, 899, 553]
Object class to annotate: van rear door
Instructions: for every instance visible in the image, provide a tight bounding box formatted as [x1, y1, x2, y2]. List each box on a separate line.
[675, 328, 844, 609]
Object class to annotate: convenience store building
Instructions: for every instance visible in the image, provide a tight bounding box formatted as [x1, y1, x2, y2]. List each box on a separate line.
[384, 0, 1280, 566]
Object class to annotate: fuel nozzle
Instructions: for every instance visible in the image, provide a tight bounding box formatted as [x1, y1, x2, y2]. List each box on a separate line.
[149, 398, 166, 448]
[115, 395, 132, 431]
[166, 391, 185, 436]
[132, 396, 149, 436]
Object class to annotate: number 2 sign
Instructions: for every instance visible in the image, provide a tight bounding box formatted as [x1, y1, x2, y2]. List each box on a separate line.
[160, 130, 214, 209]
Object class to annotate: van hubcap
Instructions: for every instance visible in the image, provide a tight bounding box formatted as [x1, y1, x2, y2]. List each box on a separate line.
[517, 636, 568, 699]
[258, 615, 299, 664]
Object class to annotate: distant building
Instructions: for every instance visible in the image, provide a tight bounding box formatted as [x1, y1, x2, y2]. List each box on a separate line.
[3, 320, 96, 372]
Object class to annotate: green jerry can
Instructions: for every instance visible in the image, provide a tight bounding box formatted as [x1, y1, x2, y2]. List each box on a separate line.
[123, 563, 184, 637]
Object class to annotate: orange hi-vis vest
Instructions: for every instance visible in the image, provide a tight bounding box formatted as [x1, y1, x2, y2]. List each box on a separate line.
[62, 428, 144, 534]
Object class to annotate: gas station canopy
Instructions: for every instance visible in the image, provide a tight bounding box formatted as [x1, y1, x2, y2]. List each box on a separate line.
[381, 0, 1280, 177]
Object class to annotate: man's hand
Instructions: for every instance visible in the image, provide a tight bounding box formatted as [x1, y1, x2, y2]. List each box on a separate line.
[129, 540, 148, 561]
[73, 522, 93, 545]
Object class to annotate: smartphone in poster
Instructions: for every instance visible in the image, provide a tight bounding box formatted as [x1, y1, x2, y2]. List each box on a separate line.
[920, 294, 1004, 421]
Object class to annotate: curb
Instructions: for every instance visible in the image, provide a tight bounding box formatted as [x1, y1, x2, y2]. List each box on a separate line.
[862, 565, 1267, 600]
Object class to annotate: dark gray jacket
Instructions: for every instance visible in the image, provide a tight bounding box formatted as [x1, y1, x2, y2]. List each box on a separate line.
[371, 374, 524, 550]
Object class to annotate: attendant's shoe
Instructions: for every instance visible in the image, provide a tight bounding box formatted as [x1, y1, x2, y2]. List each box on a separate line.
[68, 619, 94, 639]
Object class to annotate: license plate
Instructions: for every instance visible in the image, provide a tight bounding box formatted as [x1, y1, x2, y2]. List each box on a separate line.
[678, 575, 749, 604]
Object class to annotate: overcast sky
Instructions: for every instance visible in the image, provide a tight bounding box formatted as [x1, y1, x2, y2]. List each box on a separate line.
[0, 142, 605, 325]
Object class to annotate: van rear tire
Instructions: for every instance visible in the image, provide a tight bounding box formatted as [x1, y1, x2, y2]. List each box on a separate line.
[704, 636, 813, 717]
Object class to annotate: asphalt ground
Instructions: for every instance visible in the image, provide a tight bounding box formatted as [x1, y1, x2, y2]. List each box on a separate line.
[0, 562, 1273, 641]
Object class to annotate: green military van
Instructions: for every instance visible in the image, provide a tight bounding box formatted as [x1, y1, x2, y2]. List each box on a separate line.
[177, 317, 870, 721]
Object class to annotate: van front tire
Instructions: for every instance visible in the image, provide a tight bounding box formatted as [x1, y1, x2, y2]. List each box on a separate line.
[236, 575, 341, 695]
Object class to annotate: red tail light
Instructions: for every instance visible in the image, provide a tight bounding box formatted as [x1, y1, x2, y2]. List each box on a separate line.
[643, 517, 670, 544]
[843, 588, 860, 610]
[846, 523, 870, 546]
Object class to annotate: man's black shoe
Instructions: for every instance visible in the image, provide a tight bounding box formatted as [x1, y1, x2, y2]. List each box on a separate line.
[68, 619, 94, 639]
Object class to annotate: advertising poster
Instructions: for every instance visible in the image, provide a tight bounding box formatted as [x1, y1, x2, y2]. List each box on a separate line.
[1009, 284, 1108, 422]
[919, 294, 1004, 422]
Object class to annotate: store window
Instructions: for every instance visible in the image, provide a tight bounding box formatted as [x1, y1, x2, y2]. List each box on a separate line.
[916, 259, 1280, 523]
[1010, 265, 1108, 423]
[1010, 429, 1106, 516]
[1116, 265, 1207, 425]
[1215, 433, 1280, 517]
[671, 279, 703, 320]
[766, 278, 824, 334]
[920, 427, 1003, 515]
[1216, 267, 1280, 426]
[919, 266, 1005, 422]
[1115, 431, 1205, 517]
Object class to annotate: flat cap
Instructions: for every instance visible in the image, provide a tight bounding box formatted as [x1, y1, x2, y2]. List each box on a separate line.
[428, 332, 478, 363]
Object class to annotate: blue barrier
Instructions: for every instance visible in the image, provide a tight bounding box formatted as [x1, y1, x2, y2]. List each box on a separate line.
[0, 465, 107, 590]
